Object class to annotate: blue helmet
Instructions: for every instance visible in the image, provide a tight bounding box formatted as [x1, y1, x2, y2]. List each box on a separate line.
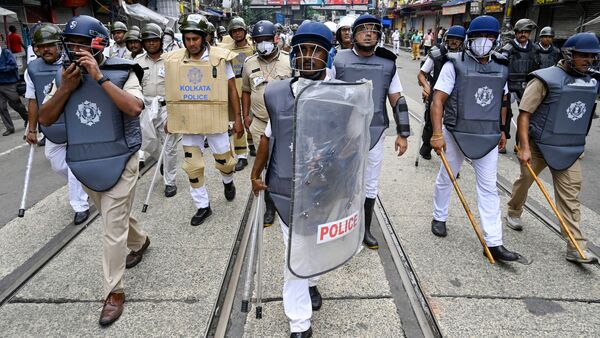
[252, 20, 276, 38]
[63, 15, 110, 49]
[291, 22, 333, 51]
[466, 15, 500, 37]
[446, 25, 466, 40]
[352, 14, 381, 35]
[562, 32, 600, 54]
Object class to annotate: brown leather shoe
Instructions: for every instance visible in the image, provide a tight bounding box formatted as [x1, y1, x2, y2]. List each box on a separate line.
[126, 237, 150, 269]
[99, 292, 124, 326]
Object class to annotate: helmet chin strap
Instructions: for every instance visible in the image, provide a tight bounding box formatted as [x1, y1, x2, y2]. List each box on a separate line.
[301, 69, 326, 80]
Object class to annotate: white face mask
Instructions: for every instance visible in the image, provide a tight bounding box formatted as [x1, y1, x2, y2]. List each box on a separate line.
[471, 37, 494, 57]
[257, 41, 275, 55]
[163, 35, 173, 45]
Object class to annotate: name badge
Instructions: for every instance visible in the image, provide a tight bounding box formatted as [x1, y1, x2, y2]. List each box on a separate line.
[252, 76, 266, 88]
[158, 66, 165, 78]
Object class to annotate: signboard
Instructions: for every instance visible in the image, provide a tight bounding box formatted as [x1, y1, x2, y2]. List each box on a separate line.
[287, 0, 301, 4]
[536, 0, 562, 4]
[267, 0, 282, 4]
[442, 3, 466, 15]
[485, 3, 503, 13]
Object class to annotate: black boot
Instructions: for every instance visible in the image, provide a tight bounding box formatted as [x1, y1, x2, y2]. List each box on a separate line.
[263, 191, 275, 227]
[363, 198, 379, 249]
[431, 219, 447, 237]
[486, 245, 520, 262]
[249, 144, 256, 157]
[309, 286, 322, 311]
[224, 181, 236, 201]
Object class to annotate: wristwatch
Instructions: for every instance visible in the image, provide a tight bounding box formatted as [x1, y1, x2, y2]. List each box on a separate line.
[97, 76, 111, 85]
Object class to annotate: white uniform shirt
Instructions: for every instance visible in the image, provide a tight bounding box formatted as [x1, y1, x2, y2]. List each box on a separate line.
[420, 56, 434, 75]
[392, 31, 400, 42]
[434, 60, 508, 95]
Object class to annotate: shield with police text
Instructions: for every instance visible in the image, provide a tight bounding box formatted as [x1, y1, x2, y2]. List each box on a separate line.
[287, 79, 374, 278]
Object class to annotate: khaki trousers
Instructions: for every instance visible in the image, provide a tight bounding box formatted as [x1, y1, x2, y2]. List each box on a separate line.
[507, 141, 587, 250]
[83, 153, 147, 299]
[411, 43, 421, 60]
[249, 118, 268, 147]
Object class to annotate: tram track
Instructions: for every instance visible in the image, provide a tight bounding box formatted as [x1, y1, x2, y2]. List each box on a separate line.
[0, 158, 158, 307]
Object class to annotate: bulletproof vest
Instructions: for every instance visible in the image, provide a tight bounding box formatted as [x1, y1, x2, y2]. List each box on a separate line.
[28, 58, 66, 144]
[529, 66, 599, 171]
[264, 78, 295, 226]
[504, 40, 538, 93]
[226, 43, 254, 94]
[535, 44, 561, 69]
[444, 53, 508, 159]
[426, 45, 448, 110]
[64, 57, 141, 192]
[334, 49, 395, 149]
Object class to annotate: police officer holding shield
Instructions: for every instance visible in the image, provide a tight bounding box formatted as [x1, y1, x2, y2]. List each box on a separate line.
[506, 33, 600, 264]
[24, 23, 90, 225]
[417, 25, 466, 160]
[241, 20, 292, 227]
[429, 16, 523, 262]
[334, 14, 410, 250]
[163, 14, 242, 226]
[38, 15, 150, 326]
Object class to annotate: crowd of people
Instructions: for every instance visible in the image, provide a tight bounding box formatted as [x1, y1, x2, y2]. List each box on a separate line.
[6, 10, 600, 338]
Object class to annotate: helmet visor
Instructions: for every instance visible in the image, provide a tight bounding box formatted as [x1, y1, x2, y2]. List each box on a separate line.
[291, 42, 329, 74]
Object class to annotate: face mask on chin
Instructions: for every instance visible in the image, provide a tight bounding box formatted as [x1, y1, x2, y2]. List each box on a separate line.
[471, 37, 494, 57]
[257, 41, 275, 55]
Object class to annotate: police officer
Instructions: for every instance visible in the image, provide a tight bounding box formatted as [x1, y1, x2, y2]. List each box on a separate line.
[163, 14, 242, 226]
[335, 15, 356, 51]
[242, 20, 292, 227]
[417, 25, 466, 160]
[334, 14, 410, 250]
[24, 23, 90, 225]
[506, 33, 600, 264]
[124, 29, 144, 60]
[109, 21, 129, 59]
[429, 15, 522, 262]
[535, 26, 561, 69]
[163, 27, 181, 52]
[206, 22, 217, 46]
[502, 18, 539, 100]
[251, 22, 336, 338]
[222, 17, 253, 171]
[217, 25, 227, 44]
[137, 23, 180, 198]
[38, 15, 150, 326]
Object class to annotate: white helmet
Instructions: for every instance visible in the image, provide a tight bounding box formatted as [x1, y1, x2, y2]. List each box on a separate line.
[336, 15, 357, 32]
[324, 21, 337, 33]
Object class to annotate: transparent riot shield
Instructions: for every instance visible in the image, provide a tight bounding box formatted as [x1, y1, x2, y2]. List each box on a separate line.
[287, 78, 374, 278]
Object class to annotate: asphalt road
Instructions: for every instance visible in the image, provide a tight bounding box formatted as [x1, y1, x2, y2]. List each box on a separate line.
[0, 48, 598, 229]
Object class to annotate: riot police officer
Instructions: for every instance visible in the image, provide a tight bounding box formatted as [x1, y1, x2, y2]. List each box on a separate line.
[429, 15, 522, 262]
[24, 23, 90, 225]
[124, 29, 144, 60]
[335, 15, 356, 51]
[163, 14, 242, 226]
[535, 26, 561, 69]
[251, 22, 338, 338]
[502, 18, 539, 100]
[163, 27, 181, 52]
[217, 25, 227, 44]
[222, 17, 253, 171]
[206, 22, 217, 46]
[109, 21, 129, 58]
[137, 23, 180, 198]
[334, 14, 410, 250]
[506, 32, 600, 264]
[38, 15, 150, 326]
[242, 20, 292, 227]
[417, 25, 466, 160]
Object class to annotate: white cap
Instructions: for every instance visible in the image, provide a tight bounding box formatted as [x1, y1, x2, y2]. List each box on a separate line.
[336, 15, 357, 32]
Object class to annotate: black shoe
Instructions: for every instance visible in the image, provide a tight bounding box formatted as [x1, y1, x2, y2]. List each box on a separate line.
[486, 245, 520, 262]
[309, 286, 322, 311]
[160, 163, 164, 176]
[138, 160, 145, 170]
[498, 147, 507, 154]
[249, 144, 256, 157]
[224, 182, 236, 201]
[419, 145, 432, 160]
[363, 198, 379, 249]
[38, 136, 46, 146]
[204, 139, 209, 148]
[164, 185, 177, 197]
[74, 209, 90, 225]
[264, 208, 275, 228]
[290, 326, 312, 338]
[235, 158, 248, 171]
[2, 129, 15, 136]
[431, 219, 447, 237]
[191, 206, 212, 226]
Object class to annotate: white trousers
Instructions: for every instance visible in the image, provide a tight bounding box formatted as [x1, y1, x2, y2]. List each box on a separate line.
[432, 129, 503, 246]
[365, 134, 385, 199]
[182, 133, 234, 209]
[44, 140, 89, 212]
[393, 40, 400, 54]
[280, 217, 320, 333]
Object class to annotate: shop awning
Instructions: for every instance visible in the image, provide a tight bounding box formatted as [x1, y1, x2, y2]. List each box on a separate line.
[581, 15, 600, 28]
[122, 3, 169, 27]
[0, 7, 19, 21]
[442, 0, 471, 7]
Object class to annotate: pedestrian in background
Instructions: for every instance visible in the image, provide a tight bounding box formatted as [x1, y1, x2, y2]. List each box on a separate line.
[0, 45, 28, 136]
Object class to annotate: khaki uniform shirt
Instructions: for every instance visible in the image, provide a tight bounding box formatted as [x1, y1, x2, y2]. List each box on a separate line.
[135, 53, 165, 98]
[519, 61, 569, 114]
[242, 50, 292, 121]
